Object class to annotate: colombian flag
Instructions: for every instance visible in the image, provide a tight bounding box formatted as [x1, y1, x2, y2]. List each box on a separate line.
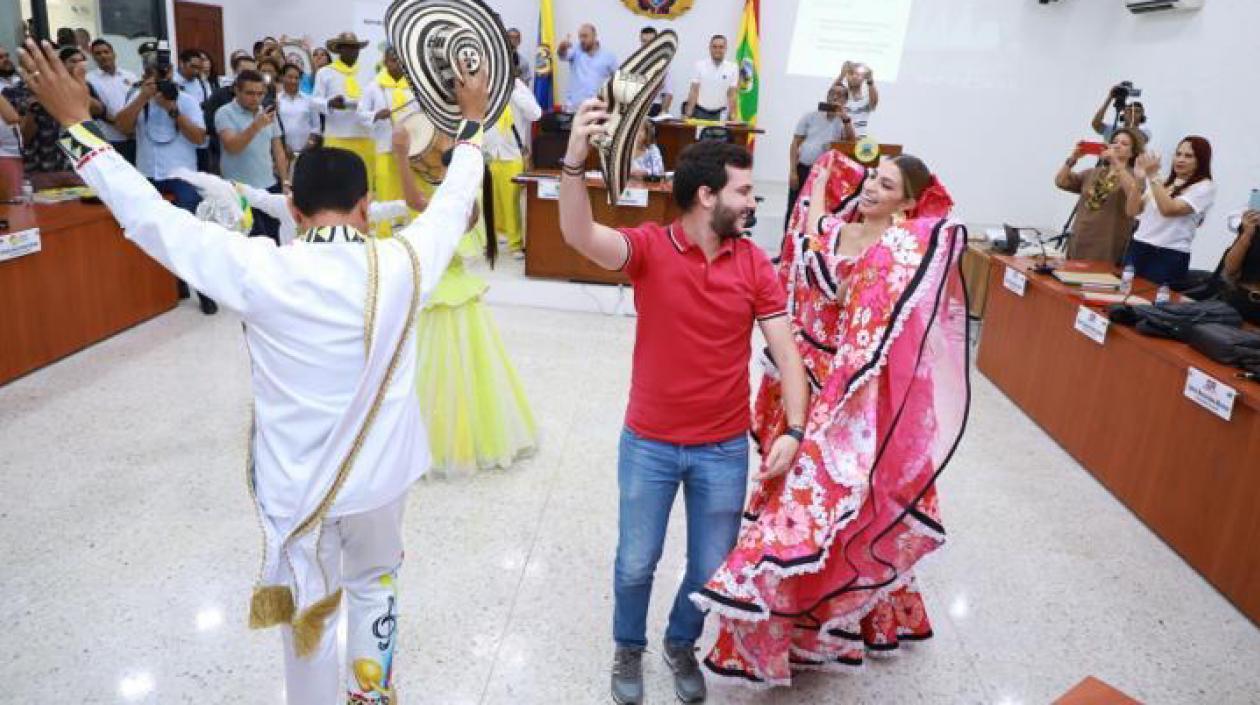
[735, 0, 760, 135]
[533, 0, 557, 111]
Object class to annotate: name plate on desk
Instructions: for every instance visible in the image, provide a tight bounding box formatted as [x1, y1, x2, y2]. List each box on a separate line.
[1003, 266, 1027, 297]
[618, 188, 649, 208]
[1184, 367, 1237, 421]
[0, 227, 41, 262]
[536, 180, 560, 200]
[1073, 305, 1109, 345]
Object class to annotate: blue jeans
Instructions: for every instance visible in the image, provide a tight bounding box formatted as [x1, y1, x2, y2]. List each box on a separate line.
[613, 427, 749, 649]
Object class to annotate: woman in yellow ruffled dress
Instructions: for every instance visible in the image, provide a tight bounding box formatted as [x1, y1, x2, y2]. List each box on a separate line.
[388, 123, 537, 477]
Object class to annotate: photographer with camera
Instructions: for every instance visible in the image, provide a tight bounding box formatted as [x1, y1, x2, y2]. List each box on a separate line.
[1092, 82, 1151, 144]
[784, 83, 855, 229]
[114, 46, 215, 314]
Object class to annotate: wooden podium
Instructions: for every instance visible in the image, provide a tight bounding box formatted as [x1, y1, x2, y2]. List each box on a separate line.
[514, 170, 681, 285]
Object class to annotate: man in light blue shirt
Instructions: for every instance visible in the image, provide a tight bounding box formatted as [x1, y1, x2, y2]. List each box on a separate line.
[215, 69, 288, 242]
[114, 65, 215, 313]
[557, 24, 617, 112]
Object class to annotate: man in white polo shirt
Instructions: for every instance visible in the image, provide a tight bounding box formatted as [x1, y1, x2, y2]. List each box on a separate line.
[686, 35, 737, 122]
[86, 39, 138, 162]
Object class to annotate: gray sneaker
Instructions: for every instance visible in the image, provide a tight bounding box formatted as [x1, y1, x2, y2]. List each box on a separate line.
[663, 642, 706, 703]
[611, 646, 645, 705]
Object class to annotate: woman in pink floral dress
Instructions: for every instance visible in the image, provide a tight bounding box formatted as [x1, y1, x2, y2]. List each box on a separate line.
[694, 150, 970, 686]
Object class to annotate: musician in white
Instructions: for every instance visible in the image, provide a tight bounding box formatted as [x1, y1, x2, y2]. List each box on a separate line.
[16, 39, 490, 705]
[313, 32, 376, 190]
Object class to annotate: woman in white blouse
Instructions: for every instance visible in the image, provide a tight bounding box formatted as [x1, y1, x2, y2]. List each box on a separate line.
[1130, 135, 1216, 285]
[276, 63, 321, 161]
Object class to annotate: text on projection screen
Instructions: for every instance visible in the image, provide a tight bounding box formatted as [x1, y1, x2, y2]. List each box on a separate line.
[786, 0, 912, 82]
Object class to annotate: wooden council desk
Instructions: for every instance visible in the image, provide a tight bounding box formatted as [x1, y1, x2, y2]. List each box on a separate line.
[653, 120, 764, 171]
[976, 254, 1260, 625]
[0, 201, 178, 386]
[515, 170, 680, 286]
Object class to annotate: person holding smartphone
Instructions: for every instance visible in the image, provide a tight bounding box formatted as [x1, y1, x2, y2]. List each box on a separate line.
[1055, 127, 1146, 264]
[1221, 202, 1260, 324]
[784, 83, 855, 229]
[215, 68, 289, 243]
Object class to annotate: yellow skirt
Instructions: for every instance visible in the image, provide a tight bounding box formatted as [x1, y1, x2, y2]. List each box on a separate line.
[415, 258, 537, 477]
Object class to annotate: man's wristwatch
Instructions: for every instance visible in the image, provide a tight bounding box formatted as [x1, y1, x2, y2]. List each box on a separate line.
[784, 425, 805, 442]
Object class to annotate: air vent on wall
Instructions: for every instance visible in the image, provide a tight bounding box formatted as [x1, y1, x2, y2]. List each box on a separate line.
[1125, 0, 1204, 15]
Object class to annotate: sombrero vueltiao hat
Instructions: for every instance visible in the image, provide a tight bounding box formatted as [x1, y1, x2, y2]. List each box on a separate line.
[592, 30, 678, 205]
[384, 0, 514, 139]
[325, 31, 370, 52]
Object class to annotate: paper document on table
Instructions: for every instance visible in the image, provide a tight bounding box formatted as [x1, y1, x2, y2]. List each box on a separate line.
[1081, 291, 1150, 306]
[1054, 271, 1123, 288]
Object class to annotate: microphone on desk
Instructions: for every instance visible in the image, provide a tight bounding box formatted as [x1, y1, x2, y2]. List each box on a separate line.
[1031, 229, 1056, 275]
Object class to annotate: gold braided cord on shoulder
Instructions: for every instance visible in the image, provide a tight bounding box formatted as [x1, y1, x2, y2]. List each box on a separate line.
[288, 237, 423, 541]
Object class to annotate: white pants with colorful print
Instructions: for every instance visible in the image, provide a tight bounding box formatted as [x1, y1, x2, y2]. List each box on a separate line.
[280, 495, 405, 705]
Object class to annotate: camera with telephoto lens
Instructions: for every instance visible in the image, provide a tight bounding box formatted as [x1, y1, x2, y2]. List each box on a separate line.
[1110, 80, 1142, 108]
[139, 40, 178, 101]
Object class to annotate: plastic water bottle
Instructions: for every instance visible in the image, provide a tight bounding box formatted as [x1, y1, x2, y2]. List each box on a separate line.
[1155, 284, 1171, 304]
[20, 178, 33, 205]
[1119, 264, 1135, 296]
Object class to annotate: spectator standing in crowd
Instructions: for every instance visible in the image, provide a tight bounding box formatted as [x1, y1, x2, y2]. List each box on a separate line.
[276, 63, 320, 162]
[87, 39, 138, 162]
[215, 68, 288, 242]
[1091, 83, 1152, 144]
[198, 50, 221, 90]
[640, 27, 673, 116]
[557, 24, 617, 113]
[175, 49, 213, 172]
[506, 28, 533, 86]
[686, 35, 737, 121]
[485, 77, 543, 258]
[784, 83, 855, 228]
[74, 28, 91, 52]
[204, 54, 257, 173]
[3, 46, 103, 188]
[359, 46, 413, 237]
[114, 57, 216, 314]
[1055, 127, 1146, 265]
[314, 32, 376, 190]
[836, 61, 878, 138]
[301, 47, 332, 95]
[258, 56, 282, 108]
[1129, 136, 1216, 285]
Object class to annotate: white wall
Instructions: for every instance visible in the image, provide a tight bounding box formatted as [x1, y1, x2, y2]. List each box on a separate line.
[194, 0, 1257, 267]
[758, 0, 1259, 268]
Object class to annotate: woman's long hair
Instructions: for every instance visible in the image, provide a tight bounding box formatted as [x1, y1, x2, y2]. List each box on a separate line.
[1166, 135, 1212, 199]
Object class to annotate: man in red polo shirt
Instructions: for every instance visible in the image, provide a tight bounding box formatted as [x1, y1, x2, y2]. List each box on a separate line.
[559, 99, 808, 705]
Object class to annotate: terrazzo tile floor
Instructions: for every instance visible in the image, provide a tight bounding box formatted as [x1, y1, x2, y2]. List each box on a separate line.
[2, 290, 1258, 704]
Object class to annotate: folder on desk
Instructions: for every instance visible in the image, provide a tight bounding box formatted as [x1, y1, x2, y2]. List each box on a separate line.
[1052, 271, 1123, 289]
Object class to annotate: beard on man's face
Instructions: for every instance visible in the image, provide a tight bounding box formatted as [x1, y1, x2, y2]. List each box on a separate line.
[710, 198, 749, 240]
